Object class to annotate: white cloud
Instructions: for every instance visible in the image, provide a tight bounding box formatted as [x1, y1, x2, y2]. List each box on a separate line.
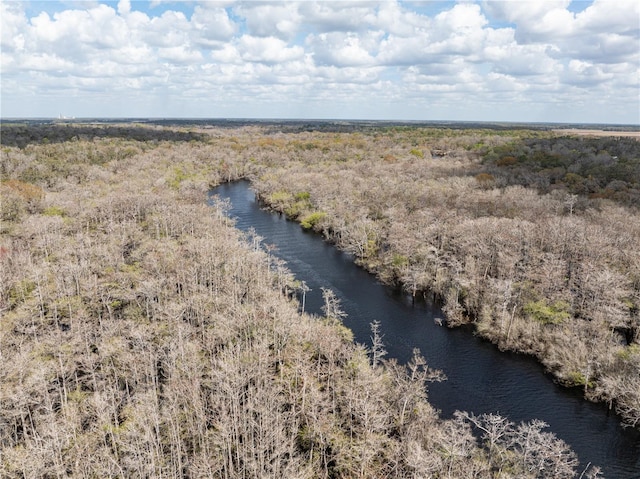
[20, 53, 72, 72]
[483, 0, 639, 62]
[238, 35, 304, 64]
[209, 44, 241, 64]
[376, 4, 490, 65]
[565, 59, 615, 86]
[482, 1, 573, 37]
[1, 2, 28, 53]
[307, 32, 380, 67]
[117, 0, 130, 16]
[374, 1, 430, 37]
[233, 2, 301, 40]
[314, 65, 383, 84]
[158, 46, 203, 64]
[486, 72, 529, 93]
[377, 33, 435, 65]
[484, 42, 560, 76]
[300, 1, 380, 32]
[191, 5, 237, 44]
[434, 3, 488, 32]
[575, 0, 640, 34]
[0, 0, 638, 123]
[143, 11, 192, 48]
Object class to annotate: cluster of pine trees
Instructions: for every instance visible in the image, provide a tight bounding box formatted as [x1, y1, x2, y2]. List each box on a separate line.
[0, 123, 614, 477]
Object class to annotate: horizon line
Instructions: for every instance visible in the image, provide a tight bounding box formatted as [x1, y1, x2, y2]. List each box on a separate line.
[2, 117, 639, 128]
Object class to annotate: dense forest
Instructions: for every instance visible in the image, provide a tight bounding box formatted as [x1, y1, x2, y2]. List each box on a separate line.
[2, 122, 635, 477]
[245, 126, 640, 430]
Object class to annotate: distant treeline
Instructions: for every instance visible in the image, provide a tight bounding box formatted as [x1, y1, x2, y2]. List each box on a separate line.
[479, 136, 640, 207]
[0, 123, 207, 148]
[4, 119, 637, 144]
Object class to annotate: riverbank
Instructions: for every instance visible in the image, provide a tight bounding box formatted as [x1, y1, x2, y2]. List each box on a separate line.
[215, 179, 640, 478]
[244, 127, 640, 429]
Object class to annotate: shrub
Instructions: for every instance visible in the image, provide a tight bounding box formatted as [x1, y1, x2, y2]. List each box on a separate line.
[497, 155, 518, 166]
[2, 179, 44, 202]
[269, 190, 292, 204]
[523, 300, 571, 325]
[392, 254, 409, 268]
[474, 173, 495, 189]
[300, 211, 326, 230]
[7, 279, 36, 309]
[568, 371, 586, 386]
[409, 148, 424, 158]
[0, 180, 44, 220]
[168, 166, 192, 189]
[294, 191, 311, 201]
[617, 344, 640, 361]
[43, 206, 66, 217]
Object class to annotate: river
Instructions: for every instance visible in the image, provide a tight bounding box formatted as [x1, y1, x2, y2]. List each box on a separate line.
[211, 180, 640, 478]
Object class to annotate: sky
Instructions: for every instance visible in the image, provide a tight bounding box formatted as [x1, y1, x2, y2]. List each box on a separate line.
[1, 0, 639, 124]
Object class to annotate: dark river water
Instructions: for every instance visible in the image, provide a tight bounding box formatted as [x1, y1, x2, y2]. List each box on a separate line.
[211, 180, 640, 478]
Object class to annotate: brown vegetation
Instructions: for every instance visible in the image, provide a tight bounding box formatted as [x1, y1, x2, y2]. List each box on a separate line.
[0, 124, 589, 477]
[244, 127, 640, 429]
[552, 129, 640, 139]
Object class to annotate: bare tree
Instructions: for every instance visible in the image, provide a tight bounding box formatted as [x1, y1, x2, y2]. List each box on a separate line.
[321, 287, 346, 323]
[369, 320, 387, 368]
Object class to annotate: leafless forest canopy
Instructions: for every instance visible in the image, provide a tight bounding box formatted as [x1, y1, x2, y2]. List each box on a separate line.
[2, 121, 637, 477]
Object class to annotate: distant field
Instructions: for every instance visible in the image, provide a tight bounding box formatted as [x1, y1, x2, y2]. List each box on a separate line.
[554, 128, 640, 138]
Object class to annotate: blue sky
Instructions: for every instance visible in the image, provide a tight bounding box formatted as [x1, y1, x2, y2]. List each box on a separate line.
[2, 1, 639, 124]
